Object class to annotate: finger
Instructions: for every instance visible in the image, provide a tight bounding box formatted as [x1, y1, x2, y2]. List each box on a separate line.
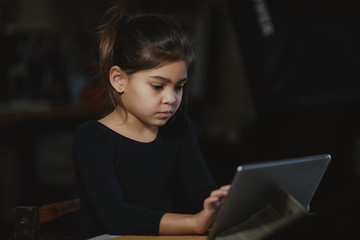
[205, 186, 231, 210]
[205, 196, 219, 204]
[210, 189, 229, 198]
[220, 185, 231, 190]
[204, 197, 221, 210]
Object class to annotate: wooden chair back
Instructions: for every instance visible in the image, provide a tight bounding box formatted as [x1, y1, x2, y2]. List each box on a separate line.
[13, 198, 81, 240]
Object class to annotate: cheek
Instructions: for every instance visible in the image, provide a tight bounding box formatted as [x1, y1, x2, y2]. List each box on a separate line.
[175, 92, 183, 107]
[137, 94, 159, 110]
[123, 89, 155, 112]
[178, 93, 183, 103]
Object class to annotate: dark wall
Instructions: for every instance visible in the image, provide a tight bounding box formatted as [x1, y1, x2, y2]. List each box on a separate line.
[1, 0, 360, 239]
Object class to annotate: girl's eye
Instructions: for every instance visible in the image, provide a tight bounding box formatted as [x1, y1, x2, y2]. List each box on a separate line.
[152, 85, 163, 90]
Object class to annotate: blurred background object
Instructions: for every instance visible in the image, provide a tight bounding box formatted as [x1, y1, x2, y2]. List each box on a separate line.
[1, 0, 360, 239]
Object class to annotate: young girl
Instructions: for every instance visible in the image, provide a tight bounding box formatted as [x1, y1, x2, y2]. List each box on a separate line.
[73, 5, 229, 239]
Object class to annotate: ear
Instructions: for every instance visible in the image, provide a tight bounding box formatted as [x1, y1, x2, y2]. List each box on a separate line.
[109, 65, 126, 93]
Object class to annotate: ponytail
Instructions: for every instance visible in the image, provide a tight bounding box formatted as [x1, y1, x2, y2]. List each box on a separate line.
[95, 6, 127, 108]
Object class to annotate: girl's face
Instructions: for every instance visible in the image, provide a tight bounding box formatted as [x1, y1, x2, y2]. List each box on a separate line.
[120, 61, 187, 128]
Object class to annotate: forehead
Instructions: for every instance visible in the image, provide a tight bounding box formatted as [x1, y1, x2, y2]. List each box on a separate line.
[132, 61, 188, 81]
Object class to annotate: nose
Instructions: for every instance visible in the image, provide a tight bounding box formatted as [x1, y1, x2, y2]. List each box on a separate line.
[162, 89, 177, 104]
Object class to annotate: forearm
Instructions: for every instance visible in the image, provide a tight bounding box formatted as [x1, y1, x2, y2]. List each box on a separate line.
[159, 210, 215, 235]
[159, 213, 196, 235]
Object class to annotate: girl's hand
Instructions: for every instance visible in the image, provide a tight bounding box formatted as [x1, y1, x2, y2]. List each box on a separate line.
[191, 185, 231, 234]
[159, 185, 230, 235]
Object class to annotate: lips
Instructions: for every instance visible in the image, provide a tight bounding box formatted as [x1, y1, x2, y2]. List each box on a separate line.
[157, 111, 172, 118]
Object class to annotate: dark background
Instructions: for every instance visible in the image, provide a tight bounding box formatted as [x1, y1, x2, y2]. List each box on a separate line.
[1, 0, 360, 239]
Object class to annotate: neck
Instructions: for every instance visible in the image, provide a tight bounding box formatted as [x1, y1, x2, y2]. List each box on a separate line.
[108, 107, 158, 142]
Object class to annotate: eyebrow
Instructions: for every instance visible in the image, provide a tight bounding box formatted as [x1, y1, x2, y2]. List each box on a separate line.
[149, 76, 188, 83]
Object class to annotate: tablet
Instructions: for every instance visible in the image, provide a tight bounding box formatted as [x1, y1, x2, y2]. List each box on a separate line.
[208, 154, 331, 240]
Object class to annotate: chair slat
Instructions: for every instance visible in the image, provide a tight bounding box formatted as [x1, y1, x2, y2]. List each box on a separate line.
[13, 198, 81, 240]
[38, 199, 81, 224]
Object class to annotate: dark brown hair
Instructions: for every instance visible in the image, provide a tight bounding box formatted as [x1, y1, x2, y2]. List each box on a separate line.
[95, 5, 196, 109]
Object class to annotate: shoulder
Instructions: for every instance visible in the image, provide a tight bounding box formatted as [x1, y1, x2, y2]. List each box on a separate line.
[74, 120, 115, 146]
[73, 120, 117, 161]
[75, 120, 104, 137]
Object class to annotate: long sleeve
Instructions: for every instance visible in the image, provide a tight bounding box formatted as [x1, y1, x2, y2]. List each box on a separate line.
[73, 122, 164, 237]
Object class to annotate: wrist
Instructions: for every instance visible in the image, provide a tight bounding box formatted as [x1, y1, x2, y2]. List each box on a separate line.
[191, 210, 213, 234]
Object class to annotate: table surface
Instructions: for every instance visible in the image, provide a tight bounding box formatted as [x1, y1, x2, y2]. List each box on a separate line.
[108, 236, 207, 240]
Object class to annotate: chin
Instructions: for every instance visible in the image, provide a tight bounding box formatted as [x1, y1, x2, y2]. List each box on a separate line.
[155, 119, 169, 126]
